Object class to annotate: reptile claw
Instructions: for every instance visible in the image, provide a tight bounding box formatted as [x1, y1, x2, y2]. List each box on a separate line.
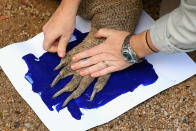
[51, 73, 62, 87]
[62, 94, 74, 107]
[54, 63, 63, 71]
[90, 88, 98, 101]
[52, 89, 65, 98]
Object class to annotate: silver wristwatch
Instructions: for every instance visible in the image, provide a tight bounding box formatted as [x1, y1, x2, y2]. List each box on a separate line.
[121, 34, 143, 63]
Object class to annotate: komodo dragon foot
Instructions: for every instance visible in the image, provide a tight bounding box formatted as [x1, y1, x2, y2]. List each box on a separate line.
[51, 0, 143, 107]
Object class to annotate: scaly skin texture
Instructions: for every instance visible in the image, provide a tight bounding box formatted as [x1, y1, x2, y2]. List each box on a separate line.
[51, 0, 143, 107]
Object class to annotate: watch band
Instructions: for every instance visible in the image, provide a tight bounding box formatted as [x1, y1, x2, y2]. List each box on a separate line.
[121, 34, 143, 63]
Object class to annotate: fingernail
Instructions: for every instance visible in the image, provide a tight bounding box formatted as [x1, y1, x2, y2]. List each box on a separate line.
[71, 64, 76, 69]
[91, 74, 95, 77]
[80, 71, 87, 76]
[92, 73, 99, 77]
[59, 52, 65, 58]
[72, 56, 76, 61]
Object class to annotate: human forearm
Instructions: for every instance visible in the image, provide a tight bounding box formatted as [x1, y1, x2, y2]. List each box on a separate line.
[130, 30, 159, 59]
[150, 0, 196, 54]
[132, 0, 196, 57]
[43, 0, 81, 57]
[60, 0, 81, 16]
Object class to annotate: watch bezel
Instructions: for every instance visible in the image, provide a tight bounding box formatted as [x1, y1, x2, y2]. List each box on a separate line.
[121, 34, 143, 64]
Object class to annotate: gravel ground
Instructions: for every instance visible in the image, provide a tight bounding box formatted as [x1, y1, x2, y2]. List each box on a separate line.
[0, 0, 195, 131]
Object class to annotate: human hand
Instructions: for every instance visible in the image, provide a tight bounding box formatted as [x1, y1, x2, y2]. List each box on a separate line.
[71, 28, 133, 77]
[42, 3, 76, 57]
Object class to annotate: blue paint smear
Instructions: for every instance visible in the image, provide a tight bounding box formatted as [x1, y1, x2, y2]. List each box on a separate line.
[22, 29, 158, 120]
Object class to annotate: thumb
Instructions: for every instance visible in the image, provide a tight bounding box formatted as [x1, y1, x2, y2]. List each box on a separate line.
[94, 28, 114, 38]
[43, 34, 58, 51]
[57, 36, 69, 58]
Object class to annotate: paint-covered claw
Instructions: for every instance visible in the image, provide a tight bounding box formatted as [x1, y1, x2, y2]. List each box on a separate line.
[54, 62, 63, 71]
[54, 57, 69, 71]
[90, 88, 97, 101]
[62, 76, 94, 107]
[52, 75, 82, 98]
[51, 67, 73, 87]
[52, 88, 65, 98]
[90, 74, 111, 101]
[62, 93, 74, 107]
[51, 73, 62, 87]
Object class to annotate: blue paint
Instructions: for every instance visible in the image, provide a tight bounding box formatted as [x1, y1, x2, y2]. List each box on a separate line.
[22, 29, 158, 120]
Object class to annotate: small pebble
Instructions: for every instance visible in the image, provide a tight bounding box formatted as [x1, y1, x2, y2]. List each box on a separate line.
[192, 91, 196, 96]
[6, 11, 11, 16]
[97, 127, 104, 131]
[164, 111, 168, 116]
[154, 117, 159, 121]
[12, 94, 17, 99]
[134, 125, 139, 129]
[185, 85, 190, 88]
[182, 117, 189, 125]
[46, 12, 51, 17]
[145, 104, 150, 108]
[15, 110, 20, 114]
[24, 123, 31, 128]
[109, 124, 113, 129]
[23, 24, 27, 27]
[14, 121, 20, 128]
[7, 4, 12, 10]
[22, 128, 27, 131]
[0, 112, 3, 119]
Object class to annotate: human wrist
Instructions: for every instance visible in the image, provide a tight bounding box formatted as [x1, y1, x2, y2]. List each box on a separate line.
[129, 30, 159, 59]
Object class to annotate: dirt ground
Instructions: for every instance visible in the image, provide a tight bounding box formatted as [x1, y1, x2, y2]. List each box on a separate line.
[0, 0, 196, 130]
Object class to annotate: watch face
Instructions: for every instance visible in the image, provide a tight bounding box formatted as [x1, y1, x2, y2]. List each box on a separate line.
[122, 49, 135, 63]
[121, 34, 143, 64]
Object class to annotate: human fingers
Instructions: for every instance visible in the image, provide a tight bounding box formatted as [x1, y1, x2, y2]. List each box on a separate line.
[42, 25, 59, 51]
[79, 62, 107, 76]
[91, 66, 116, 77]
[72, 44, 104, 61]
[43, 35, 58, 51]
[91, 59, 131, 77]
[94, 28, 115, 38]
[71, 53, 108, 70]
[57, 35, 70, 57]
[46, 40, 59, 52]
[47, 46, 58, 53]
